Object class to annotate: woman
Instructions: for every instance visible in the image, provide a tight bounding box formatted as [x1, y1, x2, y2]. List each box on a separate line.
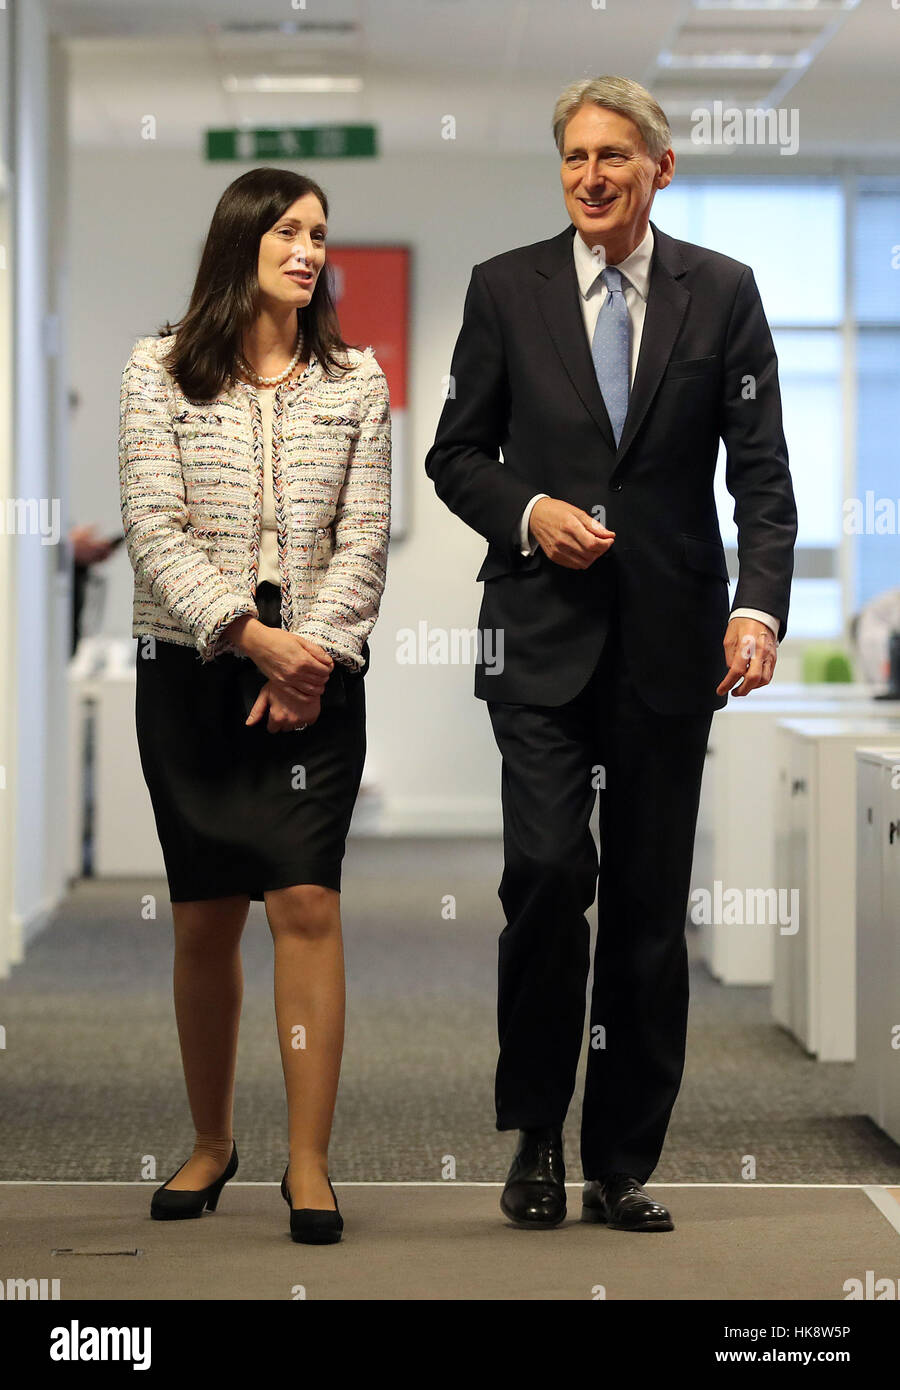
[118, 167, 391, 1244]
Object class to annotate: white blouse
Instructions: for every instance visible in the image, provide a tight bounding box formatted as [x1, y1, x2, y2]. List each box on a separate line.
[257, 387, 280, 587]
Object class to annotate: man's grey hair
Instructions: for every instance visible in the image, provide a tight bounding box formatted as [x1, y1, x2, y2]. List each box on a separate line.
[552, 76, 672, 161]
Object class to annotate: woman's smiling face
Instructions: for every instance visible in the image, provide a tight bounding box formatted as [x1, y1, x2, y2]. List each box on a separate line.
[257, 193, 328, 309]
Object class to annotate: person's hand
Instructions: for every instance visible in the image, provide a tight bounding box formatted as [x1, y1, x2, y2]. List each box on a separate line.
[245, 680, 322, 734]
[528, 498, 615, 568]
[717, 618, 777, 697]
[71, 524, 116, 566]
[225, 618, 333, 698]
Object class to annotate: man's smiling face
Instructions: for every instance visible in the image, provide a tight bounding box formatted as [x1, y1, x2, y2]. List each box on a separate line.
[560, 103, 674, 262]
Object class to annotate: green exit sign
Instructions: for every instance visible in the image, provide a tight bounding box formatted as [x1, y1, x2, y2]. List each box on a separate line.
[206, 125, 377, 161]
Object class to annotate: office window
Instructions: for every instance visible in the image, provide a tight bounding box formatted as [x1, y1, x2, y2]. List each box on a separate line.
[854, 184, 900, 325]
[853, 185, 900, 614]
[652, 181, 844, 637]
[654, 183, 842, 326]
[769, 331, 842, 550]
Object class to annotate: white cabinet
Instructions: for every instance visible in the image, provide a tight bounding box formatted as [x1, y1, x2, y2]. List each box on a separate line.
[854, 749, 900, 1144]
[66, 670, 98, 883]
[884, 767, 900, 1145]
[693, 692, 900, 985]
[67, 643, 166, 880]
[772, 718, 900, 1061]
[93, 668, 166, 878]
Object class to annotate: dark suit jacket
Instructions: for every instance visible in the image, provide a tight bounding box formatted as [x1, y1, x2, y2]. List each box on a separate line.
[424, 221, 797, 715]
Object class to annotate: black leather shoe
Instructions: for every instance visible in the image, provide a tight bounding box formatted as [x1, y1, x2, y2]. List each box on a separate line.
[281, 1166, 344, 1245]
[500, 1126, 566, 1227]
[150, 1141, 238, 1221]
[582, 1174, 674, 1231]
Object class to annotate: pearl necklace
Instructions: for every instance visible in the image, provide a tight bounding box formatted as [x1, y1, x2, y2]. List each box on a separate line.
[237, 330, 304, 386]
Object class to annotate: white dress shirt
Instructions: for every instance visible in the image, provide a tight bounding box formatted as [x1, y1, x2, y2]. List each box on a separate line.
[517, 225, 780, 640]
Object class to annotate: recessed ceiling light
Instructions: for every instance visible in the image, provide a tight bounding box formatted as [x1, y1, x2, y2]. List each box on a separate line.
[658, 50, 808, 69]
[692, 1, 859, 11]
[223, 75, 363, 94]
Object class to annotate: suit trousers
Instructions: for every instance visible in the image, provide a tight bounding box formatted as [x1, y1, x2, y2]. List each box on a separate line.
[486, 599, 713, 1182]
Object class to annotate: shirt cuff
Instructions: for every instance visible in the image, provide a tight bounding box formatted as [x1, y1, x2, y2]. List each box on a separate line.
[519, 494, 550, 555]
[729, 607, 781, 641]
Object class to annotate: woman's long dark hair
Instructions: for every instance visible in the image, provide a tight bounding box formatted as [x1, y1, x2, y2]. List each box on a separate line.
[156, 167, 353, 401]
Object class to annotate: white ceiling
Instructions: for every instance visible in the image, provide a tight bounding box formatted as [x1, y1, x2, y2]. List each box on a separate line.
[46, 0, 900, 159]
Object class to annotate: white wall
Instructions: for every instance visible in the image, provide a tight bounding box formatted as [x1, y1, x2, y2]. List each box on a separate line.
[2, 0, 71, 968]
[0, 1, 14, 974]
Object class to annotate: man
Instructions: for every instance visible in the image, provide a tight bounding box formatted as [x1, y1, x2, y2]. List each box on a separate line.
[424, 75, 797, 1232]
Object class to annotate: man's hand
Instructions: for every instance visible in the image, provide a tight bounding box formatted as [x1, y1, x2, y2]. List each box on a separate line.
[528, 498, 615, 569]
[718, 618, 777, 698]
[245, 680, 322, 734]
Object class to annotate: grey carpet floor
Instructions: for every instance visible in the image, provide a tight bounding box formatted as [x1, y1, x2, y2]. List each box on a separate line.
[2, 838, 899, 1185]
[5, 1186, 897, 1301]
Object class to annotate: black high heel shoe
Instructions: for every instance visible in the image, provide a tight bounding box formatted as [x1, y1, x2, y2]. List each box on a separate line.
[281, 1164, 343, 1244]
[150, 1141, 238, 1221]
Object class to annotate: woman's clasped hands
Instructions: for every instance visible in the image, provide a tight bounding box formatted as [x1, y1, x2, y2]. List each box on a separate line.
[241, 624, 335, 734]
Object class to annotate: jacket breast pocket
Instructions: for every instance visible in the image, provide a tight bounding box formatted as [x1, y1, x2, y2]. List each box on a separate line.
[283, 411, 360, 445]
[174, 408, 222, 485]
[173, 409, 224, 448]
[664, 356, 720, 381]
[174, 408, 224, 471]
[308, 413, 361, 431]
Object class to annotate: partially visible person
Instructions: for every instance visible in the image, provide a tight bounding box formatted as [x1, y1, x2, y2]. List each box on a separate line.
[851, 589, 900, 686]
[70, 524, 121, 654]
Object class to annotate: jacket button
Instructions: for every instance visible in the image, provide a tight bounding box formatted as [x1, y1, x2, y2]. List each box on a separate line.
[611, 481, 623, 492]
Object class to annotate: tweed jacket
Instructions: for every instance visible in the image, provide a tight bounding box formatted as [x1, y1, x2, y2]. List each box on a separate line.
[118, 333, 391, 670]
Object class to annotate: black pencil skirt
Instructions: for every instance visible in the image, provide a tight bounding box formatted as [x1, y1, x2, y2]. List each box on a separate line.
[134, 582, 368, 903]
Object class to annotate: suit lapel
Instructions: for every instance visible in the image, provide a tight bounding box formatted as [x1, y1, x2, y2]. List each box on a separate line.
[615, 223, 690, 463]
[533, 221, 691, 465]
[535, 226, 616, 451]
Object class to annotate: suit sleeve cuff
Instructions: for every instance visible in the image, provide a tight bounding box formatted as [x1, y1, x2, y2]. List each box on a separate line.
[519, 494, 550, 555]
[729, 607, 781, 641]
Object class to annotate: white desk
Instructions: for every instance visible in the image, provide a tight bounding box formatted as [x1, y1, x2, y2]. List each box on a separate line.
[855, 748, 900, 1143]
[68, 643, 167, 879]
[772, 717, 900, 1061]
[93, 664, 167, 878]
[693, 690, 900, 985]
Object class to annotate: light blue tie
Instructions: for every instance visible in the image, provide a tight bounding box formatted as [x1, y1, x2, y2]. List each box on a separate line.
[591, 266, 630, 446]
